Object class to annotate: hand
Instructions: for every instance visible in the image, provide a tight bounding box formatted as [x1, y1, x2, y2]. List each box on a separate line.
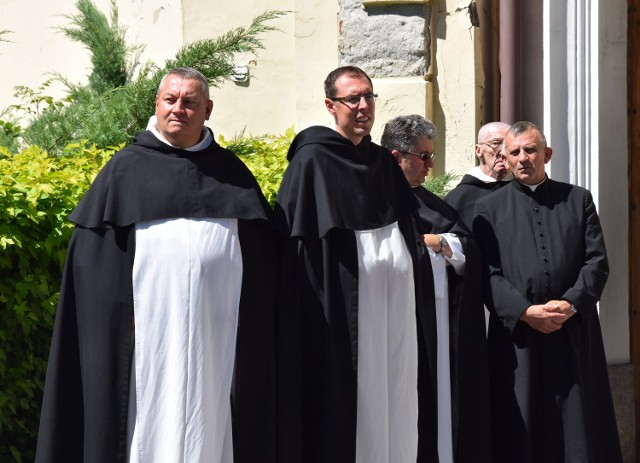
[423, 234, 453, 258]
[546, 299, 576, 319]
[519, 303, 567, 334]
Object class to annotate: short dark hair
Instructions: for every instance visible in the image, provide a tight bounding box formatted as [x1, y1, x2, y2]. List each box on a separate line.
[508, 120, 547, 146]
[380, 114, 437, 153]
[157, 67, 210, 100]
[324, 66, 373, 98]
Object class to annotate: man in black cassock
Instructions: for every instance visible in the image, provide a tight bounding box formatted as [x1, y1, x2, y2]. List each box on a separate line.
[445, 122, 512, 229]
[36, 68, 276, 463]
[473, 121, 622, 462]
[381, 114, 492, 463]
[275, 67, 437, 462]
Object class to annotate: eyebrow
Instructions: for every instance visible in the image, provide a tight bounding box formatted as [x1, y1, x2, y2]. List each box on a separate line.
[507, 144, 538, 153]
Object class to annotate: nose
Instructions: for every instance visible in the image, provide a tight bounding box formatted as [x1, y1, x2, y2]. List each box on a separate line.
[357, 96, 371, 110]
[517, 149, 528, 162]
[172, 99, 186, 112]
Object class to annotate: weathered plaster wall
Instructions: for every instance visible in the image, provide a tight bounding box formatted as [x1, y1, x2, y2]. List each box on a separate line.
[433, 0, 480, 178]
[182, 0, 342, 138]
[186, 0, 297, 137]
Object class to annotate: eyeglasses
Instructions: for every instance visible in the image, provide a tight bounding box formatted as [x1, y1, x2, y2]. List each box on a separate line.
[402, 151, 436, 161]
[480, 139, 503, 150]
[330, 93, 378, 108]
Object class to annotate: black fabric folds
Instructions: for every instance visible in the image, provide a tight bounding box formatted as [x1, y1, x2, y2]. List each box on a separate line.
[70, 130, 272, 228]
[412, 186, 494, 463]
[276, 126, 418, 238]
[444, 174, 510, 229]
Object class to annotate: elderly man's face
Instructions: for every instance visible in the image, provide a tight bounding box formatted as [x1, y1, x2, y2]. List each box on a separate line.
[504, 128, 552, 185]
[475, 126, 509, 179]
[325, 74, 375, 145]
[155, 75, 213, 148]
[396, 136, 435, 187]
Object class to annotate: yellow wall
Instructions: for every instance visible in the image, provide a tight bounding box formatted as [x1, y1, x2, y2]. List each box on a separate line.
[0, 0, 480, 177]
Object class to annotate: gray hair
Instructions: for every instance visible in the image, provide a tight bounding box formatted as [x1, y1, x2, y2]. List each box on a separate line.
[380, 114, 437, 153]
[157, 67, 210, 100]
[508, 120, 547, 146]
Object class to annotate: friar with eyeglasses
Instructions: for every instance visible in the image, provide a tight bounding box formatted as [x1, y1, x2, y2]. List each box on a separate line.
[444, 121, 513, 229]
[381, 114, 493, 463]
[275, 66, 439, 462]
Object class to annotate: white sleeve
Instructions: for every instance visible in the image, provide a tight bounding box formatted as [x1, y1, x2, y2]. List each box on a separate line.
[441, 233, 465, 275]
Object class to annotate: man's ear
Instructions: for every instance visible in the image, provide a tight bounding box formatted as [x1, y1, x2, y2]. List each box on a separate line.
[474, 144, 483, 161]
[205, 100, 213, 120]
[544, 146, 553, 164]
[391, 149, 402, 164]
[325, 98, 336, 116]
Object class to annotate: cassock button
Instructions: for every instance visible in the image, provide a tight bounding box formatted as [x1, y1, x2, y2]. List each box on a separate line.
[543, 257, 549, 262]
[539, 232, 544, 237]
[541, 245, 546, 250]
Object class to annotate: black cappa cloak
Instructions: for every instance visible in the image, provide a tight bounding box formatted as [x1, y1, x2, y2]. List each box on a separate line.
[274, 126, 439, 462]
[35, 130, 277, 463]
[473, 178, 622, 463]
[444, 173, 510, 229]
[411, 186, 493, 463]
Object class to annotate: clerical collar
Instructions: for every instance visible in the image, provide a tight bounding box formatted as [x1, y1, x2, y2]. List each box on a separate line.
[468, 166, 514, 183]
[521, 176, 547, 192]
[468, 166, 498, 183]
[146, 115, 212, 151]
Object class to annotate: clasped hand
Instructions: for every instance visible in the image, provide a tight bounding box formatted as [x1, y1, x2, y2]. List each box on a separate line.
[520, 300, 575, 334]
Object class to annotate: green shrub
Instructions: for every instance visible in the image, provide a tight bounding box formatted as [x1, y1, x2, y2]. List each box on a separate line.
[423, 171, 459, 197]
[221, 127, 294, 206]
[0, 142, 116, 462]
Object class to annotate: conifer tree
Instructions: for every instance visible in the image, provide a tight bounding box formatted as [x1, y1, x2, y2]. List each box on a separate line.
[18, 1, 285, 153]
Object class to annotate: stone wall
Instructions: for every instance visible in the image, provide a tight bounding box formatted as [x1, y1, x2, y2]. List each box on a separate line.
[338, 0, 431, 77]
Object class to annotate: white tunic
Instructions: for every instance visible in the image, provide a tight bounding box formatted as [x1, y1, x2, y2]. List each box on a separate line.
[429, 233, 465, 463]
[126, 217, 242, 463]
[355, 222, 418, 463]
